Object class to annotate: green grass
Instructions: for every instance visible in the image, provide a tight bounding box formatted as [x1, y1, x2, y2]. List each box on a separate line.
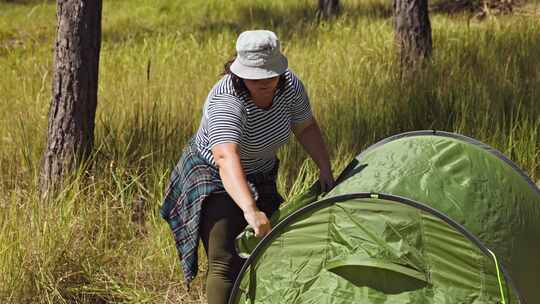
[1, 0, 539, 302]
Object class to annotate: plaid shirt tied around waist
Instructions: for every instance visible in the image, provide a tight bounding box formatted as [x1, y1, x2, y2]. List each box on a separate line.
[160, 139, 279, 284]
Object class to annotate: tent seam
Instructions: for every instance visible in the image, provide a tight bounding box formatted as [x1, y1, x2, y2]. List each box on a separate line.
[322, 202, 333, 269]
[418, 209, 432, 285]
[480, 245, 486, 300]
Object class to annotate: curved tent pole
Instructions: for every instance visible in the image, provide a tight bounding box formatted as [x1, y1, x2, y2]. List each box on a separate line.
[228, 192, 524, 304]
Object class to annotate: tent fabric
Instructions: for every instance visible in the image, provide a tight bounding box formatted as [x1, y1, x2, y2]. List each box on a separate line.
[232, 131, 539, 303]
[232, 196, 518, 304]
[328, 131, 540, 302]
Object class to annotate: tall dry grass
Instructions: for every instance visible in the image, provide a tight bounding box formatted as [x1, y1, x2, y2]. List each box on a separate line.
[1, 0, 539, 302]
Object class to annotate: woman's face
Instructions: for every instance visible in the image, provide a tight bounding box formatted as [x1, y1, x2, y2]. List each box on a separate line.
[243, 76, 280, 99]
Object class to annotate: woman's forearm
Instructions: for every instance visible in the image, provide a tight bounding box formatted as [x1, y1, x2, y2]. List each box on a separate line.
[295, 121, 332, 173]
[212, 144, 258, 214]
[212, 143, 272, 237]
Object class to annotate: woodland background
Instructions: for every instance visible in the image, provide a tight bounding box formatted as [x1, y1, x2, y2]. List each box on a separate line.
[1, 0, 539, 302]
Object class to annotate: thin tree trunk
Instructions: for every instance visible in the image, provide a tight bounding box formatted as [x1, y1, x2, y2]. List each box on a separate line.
[318, 0, 340, 19]
[393, 0, 432, 72]
[39, 0, 102, 196]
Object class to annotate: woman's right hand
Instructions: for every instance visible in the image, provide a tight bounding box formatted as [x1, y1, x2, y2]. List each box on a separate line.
[243, 209, 271, 238]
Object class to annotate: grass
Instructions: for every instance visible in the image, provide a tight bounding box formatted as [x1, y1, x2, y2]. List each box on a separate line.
[1, 0, 539, 302]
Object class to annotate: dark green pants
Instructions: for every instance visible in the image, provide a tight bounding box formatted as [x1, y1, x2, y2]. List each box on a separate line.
[200, 189, 282, 304]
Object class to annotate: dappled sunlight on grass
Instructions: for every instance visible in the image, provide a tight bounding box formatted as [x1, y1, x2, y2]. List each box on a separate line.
[1, 0, 539, 302]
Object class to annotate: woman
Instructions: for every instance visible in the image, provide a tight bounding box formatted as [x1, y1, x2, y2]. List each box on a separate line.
[161, 30, 334, 304]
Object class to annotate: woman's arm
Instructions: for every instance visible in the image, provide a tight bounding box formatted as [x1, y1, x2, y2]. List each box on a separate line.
[212, 143, 271, 237]
[292, 118, 335, 192]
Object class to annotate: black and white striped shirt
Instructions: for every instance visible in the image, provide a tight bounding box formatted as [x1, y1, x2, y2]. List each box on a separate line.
[194, 69, 313, 174]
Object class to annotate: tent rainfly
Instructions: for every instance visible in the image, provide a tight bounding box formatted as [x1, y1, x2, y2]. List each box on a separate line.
[232, 131, 540, 304]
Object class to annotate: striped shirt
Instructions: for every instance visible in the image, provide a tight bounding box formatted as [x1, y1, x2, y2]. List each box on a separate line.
[194, 69, 313, 175]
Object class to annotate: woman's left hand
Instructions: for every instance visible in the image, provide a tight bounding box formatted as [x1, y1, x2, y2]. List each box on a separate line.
[319, 168, 335, 193]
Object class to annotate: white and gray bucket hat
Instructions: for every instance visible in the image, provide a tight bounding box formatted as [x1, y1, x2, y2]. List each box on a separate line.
[230, 30, 288, 80]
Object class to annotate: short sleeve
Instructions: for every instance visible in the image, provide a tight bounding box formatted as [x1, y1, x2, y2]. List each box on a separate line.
[290, 78, 313, 124]
[206, 94, 246, 148]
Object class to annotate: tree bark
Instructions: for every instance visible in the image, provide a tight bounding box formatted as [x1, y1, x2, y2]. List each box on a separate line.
[39, 0, 102, 196]
[318, 0, 340, 19]
[393, 0, 432, 71]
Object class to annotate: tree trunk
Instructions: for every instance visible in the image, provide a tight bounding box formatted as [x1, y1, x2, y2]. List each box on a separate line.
[318, 0, 340, 19]
[393, 0, 432, 71]
[39, 0, 102, 196]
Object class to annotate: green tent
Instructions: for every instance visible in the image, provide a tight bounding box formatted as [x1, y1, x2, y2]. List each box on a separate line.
[232, 131, 540, 304]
